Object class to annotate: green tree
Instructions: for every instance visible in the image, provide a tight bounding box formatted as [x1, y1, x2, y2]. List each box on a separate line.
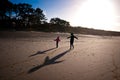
[6, 1, 13, 19]
[33, 8, 47, 24]
[17, 3, 32, 19]
[13, 4, 19, 19]
[15, 3, 34, 26]
[0, 0, 13, 20]
[50, 17, 70, 27]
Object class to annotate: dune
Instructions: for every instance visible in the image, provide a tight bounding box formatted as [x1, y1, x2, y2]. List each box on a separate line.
[0, 31, 120, 80]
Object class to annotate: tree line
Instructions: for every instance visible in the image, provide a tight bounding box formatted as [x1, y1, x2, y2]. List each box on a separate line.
[0, 0, 70, 31]
[0, 0, 120, 36]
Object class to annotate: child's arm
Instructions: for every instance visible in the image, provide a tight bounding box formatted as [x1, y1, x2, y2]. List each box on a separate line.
[74, 36, 78, 39]
[54, 39, 57, 41]
[67, 36, 70, 39]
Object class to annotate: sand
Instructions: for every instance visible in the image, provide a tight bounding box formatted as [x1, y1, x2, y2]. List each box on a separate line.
[0, 31, 120, 80]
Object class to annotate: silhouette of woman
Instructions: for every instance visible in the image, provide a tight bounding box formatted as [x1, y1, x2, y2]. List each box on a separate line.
[67, 33, 78, 49]
[54, 36, 60, 48]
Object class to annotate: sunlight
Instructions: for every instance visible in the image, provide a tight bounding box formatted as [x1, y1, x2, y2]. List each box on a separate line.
[71, 0, 117, 31]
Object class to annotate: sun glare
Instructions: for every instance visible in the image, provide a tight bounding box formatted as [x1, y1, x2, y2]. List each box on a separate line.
[71, 0, 117, 31]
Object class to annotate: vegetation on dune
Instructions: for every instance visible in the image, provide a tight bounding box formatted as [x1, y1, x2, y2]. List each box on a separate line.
[0, 0, 120, 36]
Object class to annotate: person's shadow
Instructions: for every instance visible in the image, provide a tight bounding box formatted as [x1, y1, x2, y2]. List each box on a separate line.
[29, 47, 56, 57]
[28, 49, 71, 74]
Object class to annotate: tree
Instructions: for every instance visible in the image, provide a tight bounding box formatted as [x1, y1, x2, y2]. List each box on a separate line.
[50, 17, 70, 27]
[14, 3, 35, 26]
[13, 4, 19, 19]
[33, 8, 47, 24]
[6, 1, 13, 19]
[17, 3, 32, 19]
[0, 0, 13, 20]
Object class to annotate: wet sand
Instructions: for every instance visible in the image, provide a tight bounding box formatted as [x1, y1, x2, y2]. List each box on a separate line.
[0, 31, 120, 80]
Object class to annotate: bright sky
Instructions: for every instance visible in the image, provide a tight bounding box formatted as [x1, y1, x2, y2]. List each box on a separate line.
[10, 0, 120, 31]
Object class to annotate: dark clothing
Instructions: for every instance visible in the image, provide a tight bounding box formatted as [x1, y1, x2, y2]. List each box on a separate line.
[70, 35, 77, 44]
[56, 41, 58, 48]
[54, 36, 60, 48]
[67, 34, 78, 49]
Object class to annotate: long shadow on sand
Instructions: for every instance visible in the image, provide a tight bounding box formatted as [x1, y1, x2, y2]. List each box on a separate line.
[29, 47, 56, 57]
[28, 49, 71, 74]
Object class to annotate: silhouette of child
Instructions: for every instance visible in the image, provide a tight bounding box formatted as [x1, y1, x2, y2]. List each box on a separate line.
[54, 36, 60, 48]
[67, 33, 78, 49]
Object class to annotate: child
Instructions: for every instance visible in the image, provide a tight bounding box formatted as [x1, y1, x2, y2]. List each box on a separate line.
[67, 33, 78, 49]
[54, 36, 60, 48]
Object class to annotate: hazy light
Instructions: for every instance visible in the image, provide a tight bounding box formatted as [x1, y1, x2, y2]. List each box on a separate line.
[71, 0, 117, 31]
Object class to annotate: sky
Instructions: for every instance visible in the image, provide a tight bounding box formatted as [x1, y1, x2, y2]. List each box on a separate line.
[10, 0, 120, 31]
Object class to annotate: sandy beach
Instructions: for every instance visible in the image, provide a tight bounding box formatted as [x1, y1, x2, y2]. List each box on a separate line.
[0, 31, 120, 80]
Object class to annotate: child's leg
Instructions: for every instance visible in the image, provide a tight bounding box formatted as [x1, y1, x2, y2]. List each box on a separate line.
[70, 43, 72, 49]
[70, 44, 71, 49]
[56, 41, 58, 48]
[71, 42, 74, 49]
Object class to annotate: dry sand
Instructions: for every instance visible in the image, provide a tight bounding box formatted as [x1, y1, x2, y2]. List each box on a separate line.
[0, 31, 120, 80]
